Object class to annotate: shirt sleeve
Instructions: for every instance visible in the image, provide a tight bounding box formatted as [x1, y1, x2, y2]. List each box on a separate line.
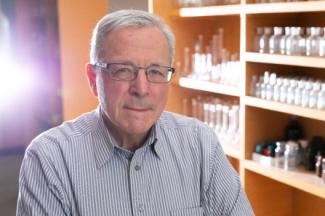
[202, 128, 255, 216]
[16, 144, 70, 216]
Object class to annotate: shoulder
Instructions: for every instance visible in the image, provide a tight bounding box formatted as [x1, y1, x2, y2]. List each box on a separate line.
[25, 110, 97, 157]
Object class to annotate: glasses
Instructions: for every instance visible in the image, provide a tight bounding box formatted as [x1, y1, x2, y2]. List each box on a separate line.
[94, 62, 175, 83]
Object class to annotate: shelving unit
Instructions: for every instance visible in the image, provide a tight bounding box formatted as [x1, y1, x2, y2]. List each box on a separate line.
[179, 77, 241, 96]
[151, 0, 325, 215]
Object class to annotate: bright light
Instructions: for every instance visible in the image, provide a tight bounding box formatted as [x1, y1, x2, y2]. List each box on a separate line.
[0, 56, 36, 111]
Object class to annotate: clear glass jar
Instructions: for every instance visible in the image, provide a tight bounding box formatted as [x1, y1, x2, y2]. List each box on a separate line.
[275, 141, 286, 168]
[319, 27, 325, 57]
[280, 78, 289, 103]
[273, 78, 282, 102]
[284, 141, 299, 171]
[294, 80, 305, 106]
[286, 27, 303, 56]
[317, 83, 325, 110]
[286, 79, 297, 105]
[254, 27, 264, 52]
[259, 27, 272, 54]
[269, 27, 283, 54]
[306, 27, 321, 57]
[309, 82, 321, 108]
[301, 81, 312, 107]
[280, 27, 291, 55]
[266, 73, 277, 100]
[250, 75, 258, 96]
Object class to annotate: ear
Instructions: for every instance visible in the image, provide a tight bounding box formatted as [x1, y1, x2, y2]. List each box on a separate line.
[86, 63, 98, 97]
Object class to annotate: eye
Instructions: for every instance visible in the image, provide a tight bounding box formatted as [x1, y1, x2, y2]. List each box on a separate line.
[111, 65, 134, 79]
[147, 67, 165, 77]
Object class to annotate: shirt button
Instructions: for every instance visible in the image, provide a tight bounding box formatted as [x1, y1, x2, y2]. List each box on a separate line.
[138, 204, 144, 213]
[134, 165, 141, 171]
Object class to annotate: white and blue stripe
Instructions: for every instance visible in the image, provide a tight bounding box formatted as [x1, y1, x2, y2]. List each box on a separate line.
[16, 108, 254, 216]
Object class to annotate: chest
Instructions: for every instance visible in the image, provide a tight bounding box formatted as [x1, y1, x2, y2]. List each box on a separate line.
[69, 154, 202, 216]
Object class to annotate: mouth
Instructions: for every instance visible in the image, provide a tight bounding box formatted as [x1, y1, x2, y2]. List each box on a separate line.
[124, 106, 152, 112]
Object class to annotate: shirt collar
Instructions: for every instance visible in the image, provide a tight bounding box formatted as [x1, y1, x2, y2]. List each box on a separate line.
[92, 107, 165, 168]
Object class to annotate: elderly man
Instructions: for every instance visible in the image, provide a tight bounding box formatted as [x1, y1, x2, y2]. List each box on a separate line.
[17, 9, 254, 216]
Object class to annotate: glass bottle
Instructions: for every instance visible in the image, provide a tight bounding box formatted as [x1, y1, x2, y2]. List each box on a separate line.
[269, 27, 283, 54]
[317, 83, 325, 110]
[306, 27, 321, 57]
[286, 27, 303, 56]
[286, 79, 297, 105]
[294, 80, 304, 106]
[266, 73, 276, 100]
[254, 27, 264, 52]
[301, 81, 312, 107]
[280, 78, 289, 103]
[284, 141, 299, 171]
[280, 27, 291, 55]
[273, 77, 282, 102]
[250, 75, 258, 96]
[319, 27, 325, 57]
[259, 27, 272, 54]
[261, 71, 270, 99]
[309, 82, 321, 108]
[275, 141, 286, 168]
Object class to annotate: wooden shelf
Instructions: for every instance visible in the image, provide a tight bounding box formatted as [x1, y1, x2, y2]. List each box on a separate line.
[221, 143, 241, 159]
[179, 77, 241, 96]
[244, 52, 325, 69]
[245, 1, 325, 14]
[244, 159, 325, 199]
[178, 4, 241, 17]
[244, 96, 325, 121]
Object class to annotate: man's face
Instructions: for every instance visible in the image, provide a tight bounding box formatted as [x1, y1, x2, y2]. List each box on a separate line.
[94, 27, 170, 136]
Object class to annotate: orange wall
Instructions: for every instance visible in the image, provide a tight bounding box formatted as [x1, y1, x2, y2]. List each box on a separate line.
[57, 0, 108, 120]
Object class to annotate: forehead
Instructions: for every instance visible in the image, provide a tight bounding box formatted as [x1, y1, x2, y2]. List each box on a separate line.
[102, 26, 169, 63]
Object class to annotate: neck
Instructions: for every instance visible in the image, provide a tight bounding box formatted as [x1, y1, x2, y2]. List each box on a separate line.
[101, 109, 149, 152]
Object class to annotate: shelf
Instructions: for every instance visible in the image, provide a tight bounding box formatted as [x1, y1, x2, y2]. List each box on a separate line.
[178, 4, 241, 17]
[245, 1, 325, 14]
[221, 143, 241, 159]
[244, 159, 325, 199]
[179, 77, 241, 96]
[244, 96, 325, 121]
[245, 52, 325, 69]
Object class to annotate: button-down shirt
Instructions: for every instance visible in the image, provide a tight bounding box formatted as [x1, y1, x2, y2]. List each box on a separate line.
[16, 108, 254, 216]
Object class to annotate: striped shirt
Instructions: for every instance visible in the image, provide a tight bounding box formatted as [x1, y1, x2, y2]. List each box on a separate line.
[16, 108, 254, 216]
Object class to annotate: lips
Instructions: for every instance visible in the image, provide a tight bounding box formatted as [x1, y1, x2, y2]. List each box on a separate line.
[125, 106, 151, 112]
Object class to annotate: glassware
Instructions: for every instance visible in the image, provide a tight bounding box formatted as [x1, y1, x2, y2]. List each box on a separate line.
[280, 78, 289, 103]
[286, 79, 297, 105]
[306, 27, 321, 56]
[280, 27, 291, 55]
[215, 104, 223, 132]
[269, 27, 283, 54]
[275, 141, 286, 168]
[294, 80, 304, 106]
[266, 73, 276, 100]
[273, 78, 282, 102]
[319, 27, 325, 57]
[301, 81, 312, 107]
[309, 82, 321, 108]
[317, 83, 325, 110]
[286, 27, 303, 56]
[284, 141, 300, 171]
[254, 27, 264, 52]
[259, 27, 272, 54]
[250, 75, 258, 96]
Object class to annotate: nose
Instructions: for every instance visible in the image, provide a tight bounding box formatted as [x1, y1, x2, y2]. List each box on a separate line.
[129, 68, 149, 97]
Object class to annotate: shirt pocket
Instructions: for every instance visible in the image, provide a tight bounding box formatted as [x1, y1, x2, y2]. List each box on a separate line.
[170, 207, 203, 216]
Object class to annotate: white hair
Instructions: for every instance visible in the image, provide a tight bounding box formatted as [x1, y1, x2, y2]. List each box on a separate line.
[89, 9, 175, 64]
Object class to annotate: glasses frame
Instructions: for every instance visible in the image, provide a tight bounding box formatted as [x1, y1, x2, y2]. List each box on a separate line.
[93, 62, 175, 83]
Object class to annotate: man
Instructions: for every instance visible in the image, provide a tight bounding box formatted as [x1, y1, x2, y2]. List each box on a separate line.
[17, 9, 254, 215]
